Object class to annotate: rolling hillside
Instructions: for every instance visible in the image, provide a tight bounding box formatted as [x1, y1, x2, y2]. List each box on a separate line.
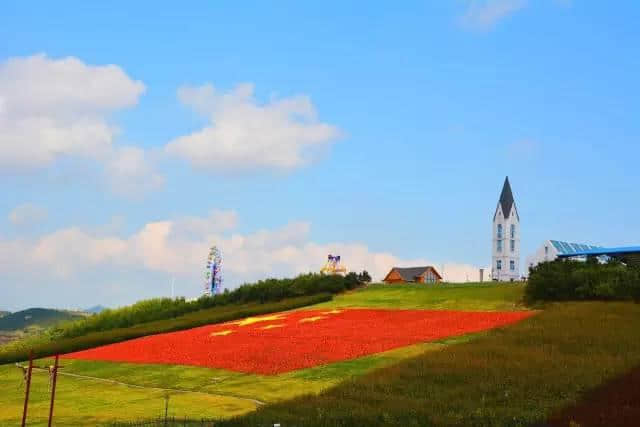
[84, 305, 108, 314]
[2, 284, 639, 425]
[0, 308, 84, 331]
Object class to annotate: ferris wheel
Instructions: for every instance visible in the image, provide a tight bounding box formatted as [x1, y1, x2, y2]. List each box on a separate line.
[204, 245, 223, 296]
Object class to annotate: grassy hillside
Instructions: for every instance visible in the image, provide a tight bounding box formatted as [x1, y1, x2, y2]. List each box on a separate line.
[218, 302, 640, 426]
[0, 308, 84, 332]
[0, 294, 331, 365]
[314, 282, 526, 311]
[84, 305, 108, 314]
[0, 283, 528, 425]
[10, 284, 633, 426]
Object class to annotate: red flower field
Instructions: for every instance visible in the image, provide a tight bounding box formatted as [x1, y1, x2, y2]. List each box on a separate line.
[63, 308, 534, 374]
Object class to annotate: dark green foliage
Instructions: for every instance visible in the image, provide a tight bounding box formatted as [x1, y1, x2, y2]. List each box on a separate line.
[358, 270, 372, 283]
[108, 418, 220, 426]
[525, 259, 640, 302]
[0, 294, 331, 365]
[0, 308, 83, 331]
[59, 273, 365, 339]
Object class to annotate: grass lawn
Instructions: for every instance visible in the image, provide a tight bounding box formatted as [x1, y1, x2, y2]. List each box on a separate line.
[218, 301, 640, 426]
[0, 342, 448, 425]
[0, 362, 256, 426]
[314, 282, 526, 311]
[0, 283, 518, 425]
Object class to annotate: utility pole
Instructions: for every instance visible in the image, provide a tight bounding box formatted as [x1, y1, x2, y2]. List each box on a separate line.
[21, 351, 33, 427]
[48, 355, 60, 427]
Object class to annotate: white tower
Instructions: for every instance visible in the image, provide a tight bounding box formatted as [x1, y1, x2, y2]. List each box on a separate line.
[491, 176, 520, 281]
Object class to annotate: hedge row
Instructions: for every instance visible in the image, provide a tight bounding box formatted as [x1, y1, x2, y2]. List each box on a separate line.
[525, 259, 640, 302]
[59, 272, 366, 339]
[0, 294, 332, 365]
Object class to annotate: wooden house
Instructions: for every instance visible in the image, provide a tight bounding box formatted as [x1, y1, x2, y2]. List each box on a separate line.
[383, 266, 442, 284]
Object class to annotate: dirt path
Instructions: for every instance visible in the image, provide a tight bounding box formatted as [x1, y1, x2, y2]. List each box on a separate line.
[546, 365, 640, 426]
[16, 363, 265, 406]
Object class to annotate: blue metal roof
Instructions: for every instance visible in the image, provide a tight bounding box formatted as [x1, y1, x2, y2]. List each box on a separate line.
[556, 246, 640, 258]
[550, 240, 603, 256]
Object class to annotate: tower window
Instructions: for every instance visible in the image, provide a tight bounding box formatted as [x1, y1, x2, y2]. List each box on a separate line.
[545, 246, 549, 255]
[510, 224, 515, 238]
[510, 260, 515, 271]
[497, 260, 502, 270]
[510, 239, 515, 252]
[497, 240, 502, 252]
[497, 224, 503, 239]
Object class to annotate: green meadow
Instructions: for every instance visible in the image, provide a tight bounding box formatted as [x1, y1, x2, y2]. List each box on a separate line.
[218, 301, 640, 426]
[315, 282, 526, 311]
[3, 282, 639, 425]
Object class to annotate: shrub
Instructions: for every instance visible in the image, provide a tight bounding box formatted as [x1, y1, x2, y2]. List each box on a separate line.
[525, 259, 640, 302]
[0, 294, 332, 365]
[57, 272, 368, 339]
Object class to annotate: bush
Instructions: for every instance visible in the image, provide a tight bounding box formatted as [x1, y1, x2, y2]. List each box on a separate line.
[0, 294, 332, 365]
[525, 259, 640, 302]
[57, 272, 368, 339]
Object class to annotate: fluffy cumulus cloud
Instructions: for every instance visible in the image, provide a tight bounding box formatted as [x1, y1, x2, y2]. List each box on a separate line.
[0, 210, 482, 290]
[0, 54, 144, 168]
[460, 0, 527, 31]
[104, 146, 165, 197]
[165, 83, 341, 171]
[0, 54, 161, 196]
[8, 203, 48, 226]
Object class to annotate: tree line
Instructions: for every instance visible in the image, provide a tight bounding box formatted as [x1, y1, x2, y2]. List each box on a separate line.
[58, 271, 371, 339]
[525, 258, 640, 302]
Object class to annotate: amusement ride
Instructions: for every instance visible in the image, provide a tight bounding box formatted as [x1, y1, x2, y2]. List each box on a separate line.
[320, 254, 347, 275]
[204, 245, 223, 296]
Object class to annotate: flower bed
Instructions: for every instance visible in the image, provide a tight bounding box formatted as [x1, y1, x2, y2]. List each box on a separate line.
[63, 308, 533, 374]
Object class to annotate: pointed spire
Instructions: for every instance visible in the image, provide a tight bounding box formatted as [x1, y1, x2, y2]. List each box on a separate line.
[499, 176, 515, 219]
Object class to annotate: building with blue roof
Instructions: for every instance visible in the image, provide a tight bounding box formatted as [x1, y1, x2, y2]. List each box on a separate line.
[556, 246, 640, 267]
[526, 240, 640, 272]
[524, 240, 603, 272]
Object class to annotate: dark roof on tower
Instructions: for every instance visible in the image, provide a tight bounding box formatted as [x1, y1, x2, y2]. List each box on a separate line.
[495, 176, 516, 219]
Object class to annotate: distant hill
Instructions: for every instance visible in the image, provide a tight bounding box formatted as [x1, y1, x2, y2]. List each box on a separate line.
[85, 305, 108, 314]
[0, 311, 9, 318]
[0, 308, 84, 331]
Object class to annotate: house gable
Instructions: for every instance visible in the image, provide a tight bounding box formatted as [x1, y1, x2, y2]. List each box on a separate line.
[384, 266, 442, 283]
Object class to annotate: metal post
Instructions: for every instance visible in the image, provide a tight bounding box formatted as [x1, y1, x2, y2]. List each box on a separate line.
[21, 351, 34, 427]
[164, 392, 169, 426]
[48, 355, 60, 427]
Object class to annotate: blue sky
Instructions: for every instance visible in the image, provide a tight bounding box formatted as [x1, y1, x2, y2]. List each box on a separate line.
[1, 1, 639, 310]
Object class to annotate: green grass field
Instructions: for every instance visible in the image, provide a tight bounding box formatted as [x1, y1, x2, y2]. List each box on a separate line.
[0, 283, 520, 425]
[4, 282, 638, 426]
[315, 282, 526, 311]
[217, 301, 640, 426]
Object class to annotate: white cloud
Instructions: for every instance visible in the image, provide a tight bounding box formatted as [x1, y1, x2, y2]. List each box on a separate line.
[0, 54, 162, 197]
[165, 83, 341, 171]
[460, 0, 527, 31]
[31, 228, 128, 277]
[0, 210, 482, 288]
[8, 203, 48, 227]
[0, 54, 145, 168]
[105, 146, 165, 197]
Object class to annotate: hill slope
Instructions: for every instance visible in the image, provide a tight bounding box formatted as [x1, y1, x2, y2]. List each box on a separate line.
[84, 305, 108, 314]
[0, 308, 84, 331]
